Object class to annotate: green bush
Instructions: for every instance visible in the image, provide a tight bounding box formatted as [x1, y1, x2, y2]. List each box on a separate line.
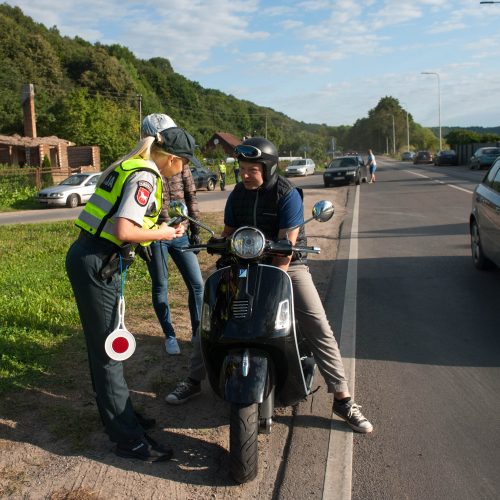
[0, 170, 39, 210]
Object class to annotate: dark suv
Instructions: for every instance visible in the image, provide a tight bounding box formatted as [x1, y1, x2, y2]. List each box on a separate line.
[434, 150, 458, 166]
[413, 151, 433, 164]
[190, 166, 217, 191]
[323, 155, 367, 187]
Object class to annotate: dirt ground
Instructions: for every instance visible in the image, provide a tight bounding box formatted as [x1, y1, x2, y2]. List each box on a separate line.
[0, 182, 348, 500]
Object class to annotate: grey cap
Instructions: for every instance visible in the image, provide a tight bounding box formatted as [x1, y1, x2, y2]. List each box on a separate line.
[159, 127, 201, 168]
[141, 113, 177, 137]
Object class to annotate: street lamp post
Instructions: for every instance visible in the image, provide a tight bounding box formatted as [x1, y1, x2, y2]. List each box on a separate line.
[390, 114, 396, 155]
[421, 71, 442, 151]
[400, 101, 411, 153]
[405, 110, 410, 152]
[382, 114, 396, 155]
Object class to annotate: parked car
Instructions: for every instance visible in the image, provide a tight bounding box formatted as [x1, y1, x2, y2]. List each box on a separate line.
[190, 166, 217, 191]
[470, 157, 500, 269]
[323, 155, 368, 187]
[285, 158, 315, 176]
[401, 151, 416, 161]
[434, 150, 458, 166]
[413, 151, 433, 164]
[36, 172, 101, 208]
[469, 147, 500, 170]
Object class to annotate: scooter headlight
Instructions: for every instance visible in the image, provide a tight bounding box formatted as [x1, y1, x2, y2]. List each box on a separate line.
[231, 227, 266, 259]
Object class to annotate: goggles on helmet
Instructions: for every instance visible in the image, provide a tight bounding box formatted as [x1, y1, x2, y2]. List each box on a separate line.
[234, 144, 276, 161]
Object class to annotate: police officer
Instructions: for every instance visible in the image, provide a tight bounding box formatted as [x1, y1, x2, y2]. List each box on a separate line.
[233, 157, 240, 184]
[218, 159, 227, 191]
[66, 127, 199, 461]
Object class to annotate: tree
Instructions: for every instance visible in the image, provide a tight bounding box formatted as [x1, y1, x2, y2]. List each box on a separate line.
[51, 88, 137, 166]
[445, 129, 481, 145]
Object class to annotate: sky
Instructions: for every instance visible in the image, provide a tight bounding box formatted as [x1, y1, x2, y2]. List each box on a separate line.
[6, 0, 500, 128]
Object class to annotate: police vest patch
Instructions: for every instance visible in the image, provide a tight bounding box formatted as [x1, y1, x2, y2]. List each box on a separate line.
[135, 180, 153, 206]
[100, 171, 119, 192]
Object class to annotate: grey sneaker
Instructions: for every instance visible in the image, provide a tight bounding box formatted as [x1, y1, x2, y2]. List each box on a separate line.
[165, 380, 201, 405]
[333, 399, 373, 433]
[165, 337, 180, 355]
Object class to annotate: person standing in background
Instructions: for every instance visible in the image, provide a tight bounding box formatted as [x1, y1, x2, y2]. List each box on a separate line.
[218, 159, 227, 191]
[140, 114, 204, 356]
[367, 149, 377, 183]
[233, 158, 240, 184]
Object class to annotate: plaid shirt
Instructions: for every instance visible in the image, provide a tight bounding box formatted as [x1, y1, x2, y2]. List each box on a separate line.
[158, 164, 201, 233]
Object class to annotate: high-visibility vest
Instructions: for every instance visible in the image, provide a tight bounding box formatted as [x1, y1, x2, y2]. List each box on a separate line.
[75, 157, 163, 247]
[219, 162, 226, 174]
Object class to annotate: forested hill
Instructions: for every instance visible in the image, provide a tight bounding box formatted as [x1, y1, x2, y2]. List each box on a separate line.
[0, 3, 348, 165]
[1, 4, 496, 167]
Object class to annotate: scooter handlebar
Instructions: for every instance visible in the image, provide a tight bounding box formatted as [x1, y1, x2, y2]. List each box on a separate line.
[291, 245, 321, 255]
[180, 240, 320, 255]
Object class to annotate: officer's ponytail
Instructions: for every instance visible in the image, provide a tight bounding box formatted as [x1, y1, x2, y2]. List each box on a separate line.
[97, 137, 156, 188]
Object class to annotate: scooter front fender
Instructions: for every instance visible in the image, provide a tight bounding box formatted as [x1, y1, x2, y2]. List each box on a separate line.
[220, 350, 272, 405]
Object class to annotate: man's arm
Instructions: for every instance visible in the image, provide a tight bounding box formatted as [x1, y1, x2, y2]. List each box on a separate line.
[221, 225, 235, 238]
[272, 227, 299, 272]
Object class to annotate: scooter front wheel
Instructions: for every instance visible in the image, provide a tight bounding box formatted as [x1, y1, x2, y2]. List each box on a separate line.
[230, 403, 259, 483]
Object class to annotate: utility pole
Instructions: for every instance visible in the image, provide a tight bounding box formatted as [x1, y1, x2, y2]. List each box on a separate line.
[137, 94, 143, 140]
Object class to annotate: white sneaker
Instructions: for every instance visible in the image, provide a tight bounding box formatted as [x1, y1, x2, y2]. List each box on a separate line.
[165, 337, 180, 355]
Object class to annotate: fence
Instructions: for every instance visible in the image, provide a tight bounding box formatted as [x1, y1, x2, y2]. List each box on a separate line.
[0, 166, 67, 190]
[453, 142, 500, 166]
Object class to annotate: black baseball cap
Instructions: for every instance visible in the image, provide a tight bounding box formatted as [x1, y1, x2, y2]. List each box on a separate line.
[159, 127, 201, 168]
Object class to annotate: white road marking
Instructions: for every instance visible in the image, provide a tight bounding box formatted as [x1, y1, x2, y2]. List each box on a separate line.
[404, 170, 474, 194]
[322, 185, 360, 500]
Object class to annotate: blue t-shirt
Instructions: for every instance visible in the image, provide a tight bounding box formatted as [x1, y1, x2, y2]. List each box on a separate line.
[224, 187, 304, 230]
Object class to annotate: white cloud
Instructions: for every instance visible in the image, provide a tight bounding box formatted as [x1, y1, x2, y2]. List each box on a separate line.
[281, 19, 304, 30]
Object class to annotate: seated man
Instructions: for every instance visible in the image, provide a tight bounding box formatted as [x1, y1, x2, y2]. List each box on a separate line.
[166, 137, 373, 434]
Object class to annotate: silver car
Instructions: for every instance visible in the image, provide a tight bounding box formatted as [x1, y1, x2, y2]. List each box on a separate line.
[37, 172, 101, 208]
[470, 158, 500, 269]
[285, 158, 316, 176]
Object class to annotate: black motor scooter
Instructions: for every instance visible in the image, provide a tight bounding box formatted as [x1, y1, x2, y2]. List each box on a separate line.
[170, 199, 334, 483]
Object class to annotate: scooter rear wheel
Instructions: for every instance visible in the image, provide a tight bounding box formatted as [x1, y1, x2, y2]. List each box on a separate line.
[230, 403, 258, 483]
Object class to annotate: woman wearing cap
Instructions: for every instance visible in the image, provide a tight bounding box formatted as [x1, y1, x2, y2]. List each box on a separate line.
[140, 113, 204, 356]
[65, 127, 197, 462]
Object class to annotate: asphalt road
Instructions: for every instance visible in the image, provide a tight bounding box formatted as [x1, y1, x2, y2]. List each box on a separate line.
[351, 161, 500, 499]
[280, 159, 499, 500]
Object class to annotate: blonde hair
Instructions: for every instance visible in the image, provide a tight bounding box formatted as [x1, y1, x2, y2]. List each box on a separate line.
[97, 136, 172, 187]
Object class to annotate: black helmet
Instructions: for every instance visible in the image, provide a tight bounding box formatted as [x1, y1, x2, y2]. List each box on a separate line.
[234, 137, 279, 185]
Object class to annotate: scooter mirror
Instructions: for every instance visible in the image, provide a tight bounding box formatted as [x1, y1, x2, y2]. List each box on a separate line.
[312, 200, 334, 222]
[168, 200, 188, 219]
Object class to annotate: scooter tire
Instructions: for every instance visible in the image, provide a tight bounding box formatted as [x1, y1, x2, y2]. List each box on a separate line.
[230, 403, 259, 484]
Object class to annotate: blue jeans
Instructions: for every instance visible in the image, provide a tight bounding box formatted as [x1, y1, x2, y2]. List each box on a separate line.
[147, 234, 204, 339]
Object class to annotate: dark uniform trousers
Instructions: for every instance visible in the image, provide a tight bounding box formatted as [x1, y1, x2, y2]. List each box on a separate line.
[66, 233, 144, 443]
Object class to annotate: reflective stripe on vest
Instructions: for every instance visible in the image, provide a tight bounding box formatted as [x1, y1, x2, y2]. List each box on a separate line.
[75, 158, 162, 246]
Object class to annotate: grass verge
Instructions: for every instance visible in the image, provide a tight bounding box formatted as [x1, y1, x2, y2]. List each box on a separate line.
[0, 214, 223, 396]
